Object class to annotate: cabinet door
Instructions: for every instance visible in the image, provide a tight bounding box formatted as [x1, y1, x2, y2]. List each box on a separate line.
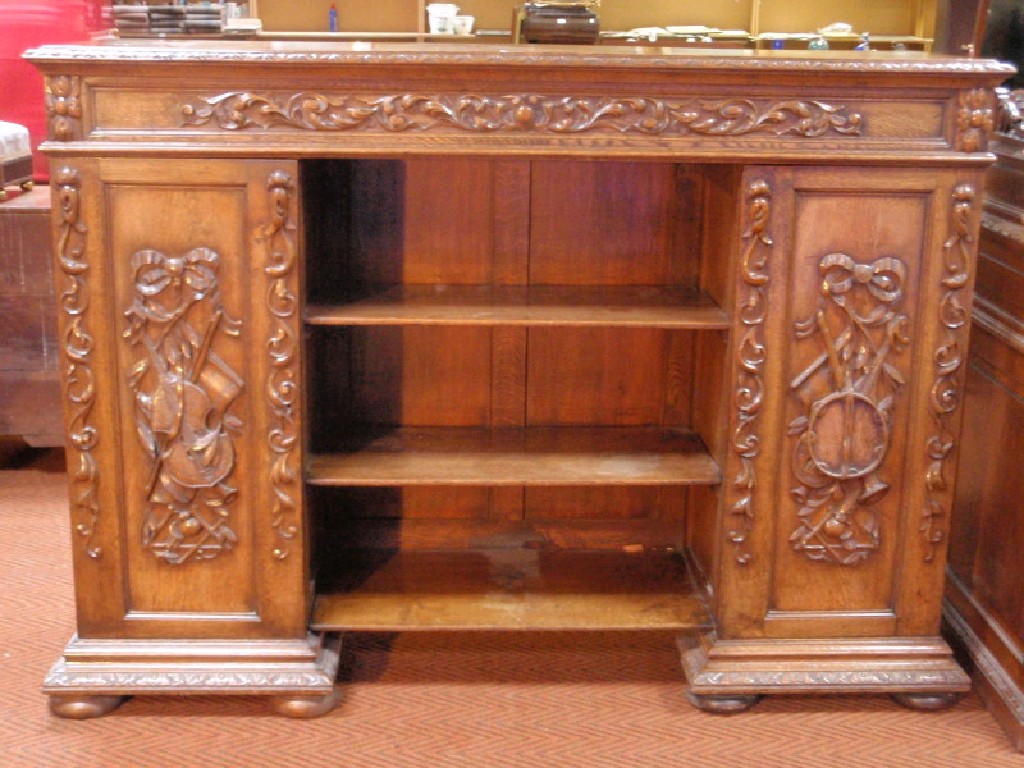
[52, 158, 305, 639]
[715, 166, 983, 640]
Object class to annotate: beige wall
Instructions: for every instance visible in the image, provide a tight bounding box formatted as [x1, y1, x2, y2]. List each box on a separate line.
[758, 0, 916, 36]
[257, 0, 925, 36]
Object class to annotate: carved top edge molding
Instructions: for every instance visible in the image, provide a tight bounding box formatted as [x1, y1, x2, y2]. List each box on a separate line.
[23, 44, 1016, 78]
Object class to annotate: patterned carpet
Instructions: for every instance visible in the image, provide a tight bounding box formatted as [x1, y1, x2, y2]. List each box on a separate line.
[0, 449, 1020, 767]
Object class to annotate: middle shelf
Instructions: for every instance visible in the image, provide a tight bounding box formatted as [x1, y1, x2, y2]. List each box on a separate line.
[305, 285, 730, 329]
[307, 427, 721, 486]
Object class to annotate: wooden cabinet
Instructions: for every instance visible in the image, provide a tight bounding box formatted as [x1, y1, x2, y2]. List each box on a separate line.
[25, 40, 1011, 718]
[946, 89, 1024, 750]
[0, 188, 61, 448]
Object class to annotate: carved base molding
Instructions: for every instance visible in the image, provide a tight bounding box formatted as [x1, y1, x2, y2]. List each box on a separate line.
[679, 632, 970, 699]
[44, 633, 341, 719]
[944, 575, 1024, 750]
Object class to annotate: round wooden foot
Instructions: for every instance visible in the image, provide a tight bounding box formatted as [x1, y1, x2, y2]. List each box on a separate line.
[270, 687, 342, 718]
[685, 689, 760, 714]
[891, 692, 959, 711]
[49, 694, 128, 719]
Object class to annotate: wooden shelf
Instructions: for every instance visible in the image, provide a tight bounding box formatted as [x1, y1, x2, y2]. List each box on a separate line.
[307, 427, 721, 486]
[305, 286, 730, 329]
[311, 549, 712, 631]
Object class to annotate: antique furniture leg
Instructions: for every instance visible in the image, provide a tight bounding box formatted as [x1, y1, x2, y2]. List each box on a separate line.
[48, 695, 128, 719]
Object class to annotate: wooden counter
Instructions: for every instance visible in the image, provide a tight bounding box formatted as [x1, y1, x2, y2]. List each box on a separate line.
[24, 40, 1012, 718]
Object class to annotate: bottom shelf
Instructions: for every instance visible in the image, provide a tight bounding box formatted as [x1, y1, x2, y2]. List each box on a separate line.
[311, 549, 712, 631]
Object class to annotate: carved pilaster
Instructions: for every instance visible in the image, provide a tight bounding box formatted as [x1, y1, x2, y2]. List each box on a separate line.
[181, 92, 861, 138]
[123, 248, 243, 564]
[788, 254, 909, 565]
[55, 167, 101, 560]
[45, 76, 83, 141]
[728, 179, 772, 565]
[922, 185, 974, 561]
[264, 171, 300, 560]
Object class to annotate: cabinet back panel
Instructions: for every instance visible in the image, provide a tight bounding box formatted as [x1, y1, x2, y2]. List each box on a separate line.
[526, 327, 694, 427]
[303, 159, 404, 297]
[311, 327, 493, 435]
[529, 161, 699, 288]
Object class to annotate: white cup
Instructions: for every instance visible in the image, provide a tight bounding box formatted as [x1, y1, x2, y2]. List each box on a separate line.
[452, 15, 474, 35]
[426, 3, 458, 34]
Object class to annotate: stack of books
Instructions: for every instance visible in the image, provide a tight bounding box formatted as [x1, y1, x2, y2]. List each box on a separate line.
[113, 3, 226, 37]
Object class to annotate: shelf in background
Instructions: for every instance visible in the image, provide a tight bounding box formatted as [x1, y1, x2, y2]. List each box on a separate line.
[305, 286, 730, 329]
[307, 427, 721, 486]
[311, 548, 712, 631]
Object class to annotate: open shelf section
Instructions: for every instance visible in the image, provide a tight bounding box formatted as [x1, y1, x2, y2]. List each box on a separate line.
[311, 549, 712, 631]
[307, 427, 721, 486]
[304, 286, 730, 329]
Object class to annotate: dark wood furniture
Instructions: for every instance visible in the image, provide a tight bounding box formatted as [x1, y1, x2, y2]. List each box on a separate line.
[946, 88, 1024, 751]
[25, 40, 1011, 718]
[0, 187, 61, 448]
[0, 155, 34, 202]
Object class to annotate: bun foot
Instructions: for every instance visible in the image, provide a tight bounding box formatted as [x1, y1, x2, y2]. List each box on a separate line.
[270, 687, 342, 718]
[685, 689, 760, 714]
[892, 692, 959, 711]
[49, 694, 128, 719]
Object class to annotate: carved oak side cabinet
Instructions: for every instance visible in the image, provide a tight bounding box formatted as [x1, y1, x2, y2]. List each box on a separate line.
[24, 41, 1013, 718]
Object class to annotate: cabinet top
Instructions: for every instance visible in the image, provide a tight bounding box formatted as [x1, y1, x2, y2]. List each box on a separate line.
[24, 41, 1015, 163]
[25, 39, 1014, 80]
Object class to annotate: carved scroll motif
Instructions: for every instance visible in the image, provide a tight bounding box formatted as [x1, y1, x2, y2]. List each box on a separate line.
[182, 93, 861, 138]
[729, 179, 773, 565]
[789, 253, 910, 565]
[55, 167, 101, 559]
[956, 88, 994, 152]
[45, 76, 83, 141]
[922, 185, 974, 561]
[124, 248, 243, 564]
[263, 172, 300, 560]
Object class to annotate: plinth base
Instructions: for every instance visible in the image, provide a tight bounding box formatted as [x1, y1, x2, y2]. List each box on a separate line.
[679, 632, 970, 706]
[44, 632, 341, 719]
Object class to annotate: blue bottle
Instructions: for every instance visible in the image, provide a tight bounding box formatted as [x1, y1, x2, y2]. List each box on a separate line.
[329, 3, 338, 32]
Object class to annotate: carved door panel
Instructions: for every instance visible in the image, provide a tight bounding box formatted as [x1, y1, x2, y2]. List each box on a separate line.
[715, 166, 983, 640]
[53, 158, 305, 639]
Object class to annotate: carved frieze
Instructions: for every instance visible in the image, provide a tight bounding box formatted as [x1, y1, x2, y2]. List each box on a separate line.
[55, 167, 101, 560]
[922, 185, 974, 561]
[789, 253, 909, 565]
[45, 76, 83, 141]
[262, 172, 300, 560]
[123, 247, 243, 564]
[729, 179, 773, 565]
[181, 93, 861, 138]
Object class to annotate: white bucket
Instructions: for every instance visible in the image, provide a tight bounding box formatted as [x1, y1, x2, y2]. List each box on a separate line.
[426, 3, 458, 34]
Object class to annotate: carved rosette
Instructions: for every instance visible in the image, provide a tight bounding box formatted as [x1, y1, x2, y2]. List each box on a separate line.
[728, 180, 773, 565]
[264, 172, 300, 560]
[956, 88, 994, 152]
[922, 185, 974, 561]
[45, 76, 83, 141]
[789, 253, 910, 565]
[124, 248, 243, 564]
[181, 92, 861, 138]
[55, 167, 101, 559]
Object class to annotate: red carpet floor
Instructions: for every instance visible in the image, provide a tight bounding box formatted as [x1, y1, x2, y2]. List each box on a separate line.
[1, 449, 1020, 767]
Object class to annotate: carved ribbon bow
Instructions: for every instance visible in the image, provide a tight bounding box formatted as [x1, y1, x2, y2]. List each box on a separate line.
[820, 253, 905, 304]
[126, 247, 221, 326]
